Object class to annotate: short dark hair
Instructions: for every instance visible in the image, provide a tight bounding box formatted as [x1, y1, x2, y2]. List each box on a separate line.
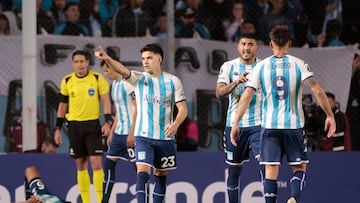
[326, 92, 335, 100]
[269, 25, 291, 47]
[100, 50, 119, 67]
[64, 2, 79, 12]
[238, 33, 258, 42]
[140, 43, 164, 60]
[43, 136, 59, 148]
[72, 50, 90, 60]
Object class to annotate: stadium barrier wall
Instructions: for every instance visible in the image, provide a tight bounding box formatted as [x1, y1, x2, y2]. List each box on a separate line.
[0, 152, 358, 203]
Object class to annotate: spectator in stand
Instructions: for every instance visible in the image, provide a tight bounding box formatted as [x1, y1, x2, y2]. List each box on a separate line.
[0, 11, 21, 35]
[151, 12, 167, 38]
[50, 0, 67, 25]
[240, 19, 264, 45]
[198, 0, 230, 41]
[53, 2, 90, 36]
[301, 0, 327, 47]
[174, 106, 199, 151]
[98, 0, 119, 37]
[175, 7, 211, 39]
[257, 0, 297, 45]
[9, 110, 50, 153]
[321, 0, 342, 34]
[222, 0, 246, 42]
[317, 19, 344, 47]
[340, 0, 360, 45]
[112, 0, 152, 37]
[320, 92, 351, 151]
[24, 136, 59, 154]
[176, 0, 201, 12]
[143, 0, 166, 25]
[36, 0, 55, 34]
[79, 0, 103, 36]
[245, 0, 269, 23]
[346, 54, 360, 150]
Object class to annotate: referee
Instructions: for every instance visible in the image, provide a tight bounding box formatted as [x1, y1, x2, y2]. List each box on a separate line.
[54, 50, 112, 203]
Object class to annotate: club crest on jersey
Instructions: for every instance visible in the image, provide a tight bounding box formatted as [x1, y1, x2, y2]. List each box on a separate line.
[88, 88, 95, 97]
[165, 82, 172, 90]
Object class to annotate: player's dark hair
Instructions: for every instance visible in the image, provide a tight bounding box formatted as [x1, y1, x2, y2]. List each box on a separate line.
[140, 44, 164, 61]
[269, 25, 290, 47]
[326, 92, 335, 100]
[72, 50, 90, 61]
[238, 33, 258, 42]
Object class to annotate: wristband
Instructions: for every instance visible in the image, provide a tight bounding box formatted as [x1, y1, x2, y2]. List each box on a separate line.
[104, 114, 114, 125]
[56, 117, 65, 128]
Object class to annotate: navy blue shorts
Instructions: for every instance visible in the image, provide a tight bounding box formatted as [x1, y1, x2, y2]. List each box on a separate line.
[135, 136, 176, 170]
[260, 128, 309, 165]
[224, 125, 261, 165]
[106, 133, 135, 162]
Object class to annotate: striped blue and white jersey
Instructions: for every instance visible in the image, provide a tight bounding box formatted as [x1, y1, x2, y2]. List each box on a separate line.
[111, 78, 135, 135]
[247, 55, 314, 129]
[126, 71, 186, 140]
[217, 57, 262, 127]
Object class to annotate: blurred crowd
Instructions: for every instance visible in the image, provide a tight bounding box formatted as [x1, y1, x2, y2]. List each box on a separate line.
[0, 0, 359, 47]
[1, 0, 360, 152]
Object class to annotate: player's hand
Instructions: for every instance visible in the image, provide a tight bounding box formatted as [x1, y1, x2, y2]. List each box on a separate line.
[236, 72, 249, 85]
[324, 116, 336, 138]
[94, 46, 108, 60]
[106, 132, 113, 146]
[165, 124, 178, 138]
[127, 133, 135, 148]
[102, 123, 111, 137]
[230, 126, 240, 146]
[26, 196, 44, 203]
[54, 129, 62, 145]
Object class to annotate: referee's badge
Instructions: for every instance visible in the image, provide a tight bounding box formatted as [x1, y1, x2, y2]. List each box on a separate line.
[88, 88, 95, 97]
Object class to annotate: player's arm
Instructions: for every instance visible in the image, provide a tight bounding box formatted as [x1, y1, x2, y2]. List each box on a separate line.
[107, 115, 117, 146]
[215, 72, 249, 98]
[54, 95, 68, 145]
[127, 98, 137, 148]
[95, 47, 131, 79]
[230, 87, 255, 146]
[165, 101, 188, 138]
[100, 92, 112, 136]
[303, 76, 336, 137]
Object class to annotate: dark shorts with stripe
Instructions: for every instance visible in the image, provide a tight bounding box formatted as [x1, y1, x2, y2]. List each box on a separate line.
[68, 119, 104, 158]
[106, 133, 136, 162]
[224, 125, 261, 165]
[260, 128, 309, 165]
[135, 136, 177, 170]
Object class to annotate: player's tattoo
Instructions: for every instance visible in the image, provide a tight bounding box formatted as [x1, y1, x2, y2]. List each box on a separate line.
[303, 77, 317, 89]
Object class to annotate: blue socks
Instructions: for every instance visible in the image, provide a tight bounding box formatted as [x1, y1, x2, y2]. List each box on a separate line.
[153, 175, 167, 203]
[264, 179, 277, 203]
[102, 159, 116, 203]
[227, 166, 242, 203]
[289, 171, 306, 202]
[136, 172, 150, 203]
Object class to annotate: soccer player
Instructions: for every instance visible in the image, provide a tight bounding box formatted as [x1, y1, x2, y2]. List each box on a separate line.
[230, 25, 336, 203]
[100, 59, 137, 203]
[54, 50, 112, 203]
[19, 166, 70, 203]
[95, 43, 188, 203]
[216, 33, 264, 203]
